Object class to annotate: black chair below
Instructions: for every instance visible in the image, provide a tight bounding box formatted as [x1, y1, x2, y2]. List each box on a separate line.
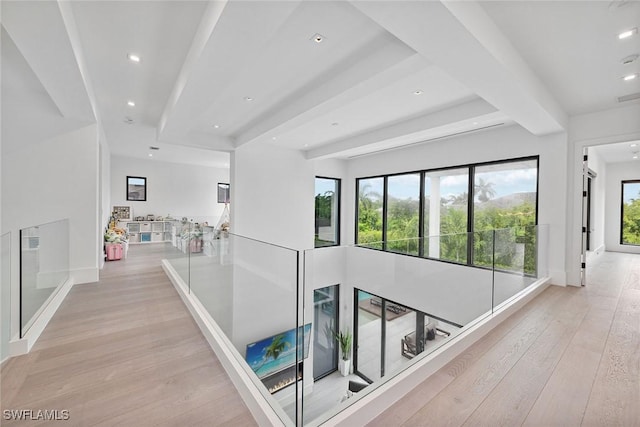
[348, 380, 368, 393]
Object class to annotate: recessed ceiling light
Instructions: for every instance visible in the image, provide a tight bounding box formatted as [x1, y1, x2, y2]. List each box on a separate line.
[618, 27, 638, 39]
[127, 100, 135, 107]
[244, 96, 254, 102]
[623, 73, 638, 81]
[473, 122, 479, 125]
[634, 155, 638, 159]
[272, 136, 277, 140]
[213, 124, 220, 129]
[413, 90, 423, 95]
[304, 144, 309, 147]
[311, 33, 325, 43]
[127, 53, 141, 62]
[148, 153, 153, 157]
[630, 143, 638, 148]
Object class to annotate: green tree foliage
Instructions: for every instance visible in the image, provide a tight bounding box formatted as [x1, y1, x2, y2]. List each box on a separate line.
[387, 197, 419, 255]
[315, 190, 335, 246]
[357, 183, 383, 248]
[622, 192, 640, 245]
[356, 178, 538, 274]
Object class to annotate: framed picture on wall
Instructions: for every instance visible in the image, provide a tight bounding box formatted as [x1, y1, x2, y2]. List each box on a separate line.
[218, 183, 230, 203]
[127, 176, 147, 201]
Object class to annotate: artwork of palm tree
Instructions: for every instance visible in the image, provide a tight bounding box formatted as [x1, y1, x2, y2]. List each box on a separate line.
[264, 334, 290, 362]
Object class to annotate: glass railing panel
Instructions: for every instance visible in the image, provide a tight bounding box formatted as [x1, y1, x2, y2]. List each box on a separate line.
[492, 225, 546, 308]
[20, 219, 69, 337]
[1, 232, 11, 361]
[172, 232, 300, 426]
[302, 232, 494, 425]
[165, 221, 195, 291]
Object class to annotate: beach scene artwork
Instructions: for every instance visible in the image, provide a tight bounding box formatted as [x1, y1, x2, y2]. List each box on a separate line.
[246, 324, 311, 379]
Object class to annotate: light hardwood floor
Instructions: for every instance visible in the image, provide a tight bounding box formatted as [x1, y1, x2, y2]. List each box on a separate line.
[0, 243, 256, 427]
[369, 251, 640, 427]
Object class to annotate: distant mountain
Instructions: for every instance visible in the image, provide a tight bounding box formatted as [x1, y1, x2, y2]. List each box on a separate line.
[476, 192, 536, 210]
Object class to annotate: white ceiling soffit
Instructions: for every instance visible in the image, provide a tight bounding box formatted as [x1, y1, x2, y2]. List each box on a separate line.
[590, 139, 640, 164]
[306, 98, 509, 159]
[350, 0, 568, 136]
[159, 0, 422, 151]
[481, 1, 640, 116]
[2, 0, 95, 124]
[1, 27, 92, 155]
[157, 0, 302, 150]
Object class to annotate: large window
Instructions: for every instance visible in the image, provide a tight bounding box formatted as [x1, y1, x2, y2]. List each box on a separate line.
[315, 177, 340, 248]
[357, 177, 384, 249]
[621, 180, 640, 246]
[424, 168, 469, 263]
[387, 174, 420, 255]
[355, 157, 539, 271]
[473, 159, 538, 273]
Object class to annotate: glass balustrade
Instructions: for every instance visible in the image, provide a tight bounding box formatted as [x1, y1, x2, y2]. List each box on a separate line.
[20, 219, 70, 338]
[164, 224, 549, 426]
[1, 232, 11, 362]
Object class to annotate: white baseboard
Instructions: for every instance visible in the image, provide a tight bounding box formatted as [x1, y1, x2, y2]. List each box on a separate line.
[550, 270, 567, 286]
[161, 260, 287, 427]
[71, 267, 99, 284]
[10, 276, 74, 356]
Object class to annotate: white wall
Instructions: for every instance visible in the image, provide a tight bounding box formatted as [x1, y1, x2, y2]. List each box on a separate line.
[233, 144, 314, 250]
[586, 148, 606, 254]
[99, 138, 110, 269]
[604, 161, 640, 254]
[110, 155, 229, 227]
[568, 103, 640, 285]
[346, 124, 569, 285]
[2, 124, 100, 340]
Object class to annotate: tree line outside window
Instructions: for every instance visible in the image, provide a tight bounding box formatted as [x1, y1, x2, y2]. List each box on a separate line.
[356, 157, 539, 274]
[621, 180, 640, 246]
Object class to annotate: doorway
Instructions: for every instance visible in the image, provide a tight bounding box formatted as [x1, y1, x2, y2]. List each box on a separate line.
[312, 285, 339, 380]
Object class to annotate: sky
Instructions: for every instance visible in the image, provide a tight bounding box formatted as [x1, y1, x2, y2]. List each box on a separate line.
[355, 167, 538, 201]
[623, 182, 640, 204]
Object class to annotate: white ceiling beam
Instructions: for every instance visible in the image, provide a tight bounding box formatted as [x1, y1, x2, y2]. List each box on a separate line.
[233, 41, 423, 147]
[350, 0, 568, 136]
[2, 1, 95, 124]
[157, 0, 301, 145]
[306, 98, 501, 159]
[159, 130, 235, 152]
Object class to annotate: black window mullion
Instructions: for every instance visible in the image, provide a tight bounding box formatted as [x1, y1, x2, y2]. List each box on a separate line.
[418, 171, 425, 258]
[382, 176, 388, 251]
[467, 166, 475, 266]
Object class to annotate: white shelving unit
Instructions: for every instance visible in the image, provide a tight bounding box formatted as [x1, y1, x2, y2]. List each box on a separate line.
[124, 221, 176, 244]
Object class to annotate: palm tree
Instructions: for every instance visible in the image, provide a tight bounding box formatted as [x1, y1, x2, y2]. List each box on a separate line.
[475, 178, 496, 203]
[264, 334, 290, 362]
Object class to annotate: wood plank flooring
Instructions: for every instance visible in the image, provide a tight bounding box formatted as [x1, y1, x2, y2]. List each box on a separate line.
[0, 243, 256, 427]
[369, 251, 640, 427]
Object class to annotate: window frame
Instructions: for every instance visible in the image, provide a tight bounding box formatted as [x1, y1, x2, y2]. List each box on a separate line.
[354, 155, 540, 270]
[620, 179, 640, 246]
[314, 176, 341, 248]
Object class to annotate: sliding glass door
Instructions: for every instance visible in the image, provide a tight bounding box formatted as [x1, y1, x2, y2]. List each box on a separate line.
[313, 285, 339, 380]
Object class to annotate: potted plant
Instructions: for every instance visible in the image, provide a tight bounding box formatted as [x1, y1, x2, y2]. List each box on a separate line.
[333, 328, 353, 376]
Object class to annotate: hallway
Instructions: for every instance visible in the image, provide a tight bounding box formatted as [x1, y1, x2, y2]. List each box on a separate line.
[0, 243, 255, 426]
[370, 251, 640, 426]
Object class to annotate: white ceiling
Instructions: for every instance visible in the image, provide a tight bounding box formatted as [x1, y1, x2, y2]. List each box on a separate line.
[591, 139, 640, 163]
[2, 0, 639, 165]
